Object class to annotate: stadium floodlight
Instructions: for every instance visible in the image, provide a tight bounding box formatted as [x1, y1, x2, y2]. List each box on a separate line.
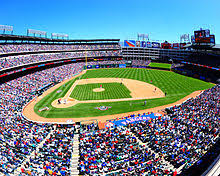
[137, 33, 149, 41]
[27, 29, 47, 37]
[180, 34, 190, 43]
[51, 33, 69, 39]
[0, 25, 13, 34]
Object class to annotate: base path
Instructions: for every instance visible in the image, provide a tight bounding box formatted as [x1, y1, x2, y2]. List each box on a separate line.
[51, 78, 165, 108]
[23, 72, 203, 123]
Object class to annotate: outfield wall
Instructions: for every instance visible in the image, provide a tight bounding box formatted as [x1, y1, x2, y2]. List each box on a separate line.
[84, 64, 171, 71]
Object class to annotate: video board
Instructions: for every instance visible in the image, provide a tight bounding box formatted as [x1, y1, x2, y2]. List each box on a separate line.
[194, 29, 215, 44]
[194, 30, 207, 39]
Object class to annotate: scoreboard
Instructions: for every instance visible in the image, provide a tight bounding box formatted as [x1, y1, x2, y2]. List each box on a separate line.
[194, 29, 208, 39]
[194, 29, 215, 44]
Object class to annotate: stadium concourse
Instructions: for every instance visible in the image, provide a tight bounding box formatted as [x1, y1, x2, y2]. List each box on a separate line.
[0, 42, 219, 176]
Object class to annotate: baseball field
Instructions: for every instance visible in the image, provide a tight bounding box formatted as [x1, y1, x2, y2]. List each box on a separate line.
[148, 62, 172, 69]
[25, 68, 214, 121]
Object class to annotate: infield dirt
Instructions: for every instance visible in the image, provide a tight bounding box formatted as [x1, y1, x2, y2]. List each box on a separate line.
[51, 78, 165, 108]
[23, 70, 203, 123]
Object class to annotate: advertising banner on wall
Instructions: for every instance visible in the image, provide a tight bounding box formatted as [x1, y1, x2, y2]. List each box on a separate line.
[172, 43, 180, 49]
[138, 66, 147, 68]
[147, 41, 152, 48]
[161, 41, 172, 49]
[87, 65, 92, 69]
[119, 64, 126, 68]
[141, 41, 146, 47]
[152, 42, 160, 48]
[105, 113, 156, 127]
[124, 40, 136, 47]
[136, 41, 140, 47]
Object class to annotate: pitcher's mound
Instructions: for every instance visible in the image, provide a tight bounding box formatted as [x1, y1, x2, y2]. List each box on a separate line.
[93, 88, 105, 92]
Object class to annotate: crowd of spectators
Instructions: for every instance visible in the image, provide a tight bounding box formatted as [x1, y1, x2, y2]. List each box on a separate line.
[79, 84, 219, 175]
[79, 126, 175, 175]
[132, 60, 151, 66]
[173, 64, 220, 83]
[0, 62, 83, 175]
[129, 85, 219, 170]
[20, 125, 75, 176]
[87, 60, 125, 66]
[4, 62, 83, 94]
[0, 112, 51, 174]
[0, 50, 121, 70]
[171, 63, 184, 69]
[0, 44, 120, 54]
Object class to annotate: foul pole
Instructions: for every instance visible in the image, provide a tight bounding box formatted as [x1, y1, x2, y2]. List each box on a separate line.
[85, 50, 87, 70]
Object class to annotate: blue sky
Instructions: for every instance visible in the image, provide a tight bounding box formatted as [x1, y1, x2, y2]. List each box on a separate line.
[1, 0, 219, 43]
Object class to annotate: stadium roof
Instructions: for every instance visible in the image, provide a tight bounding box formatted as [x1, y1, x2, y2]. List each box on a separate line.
[0, 34, 120, 43]
[184, 43, 220, 51]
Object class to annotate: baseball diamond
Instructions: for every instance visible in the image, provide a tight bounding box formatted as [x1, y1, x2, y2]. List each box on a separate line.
[22, 68, 214, 120]
[70, 82, 132, 100]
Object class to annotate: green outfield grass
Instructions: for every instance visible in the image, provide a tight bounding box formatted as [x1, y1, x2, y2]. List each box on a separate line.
[34, 68, 214, 118]
[70, 82, 131, 100]
[149, 62, 171, 69]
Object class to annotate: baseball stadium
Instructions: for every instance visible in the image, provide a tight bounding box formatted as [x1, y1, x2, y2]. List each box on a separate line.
[1, 1, 220, 176]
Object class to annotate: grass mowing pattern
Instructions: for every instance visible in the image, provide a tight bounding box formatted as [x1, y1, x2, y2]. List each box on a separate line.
[34, 78, 77, 117]
[70, 82, 131, 100]
[149, 62, 171, 69]
[34, 68, 214, 118]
